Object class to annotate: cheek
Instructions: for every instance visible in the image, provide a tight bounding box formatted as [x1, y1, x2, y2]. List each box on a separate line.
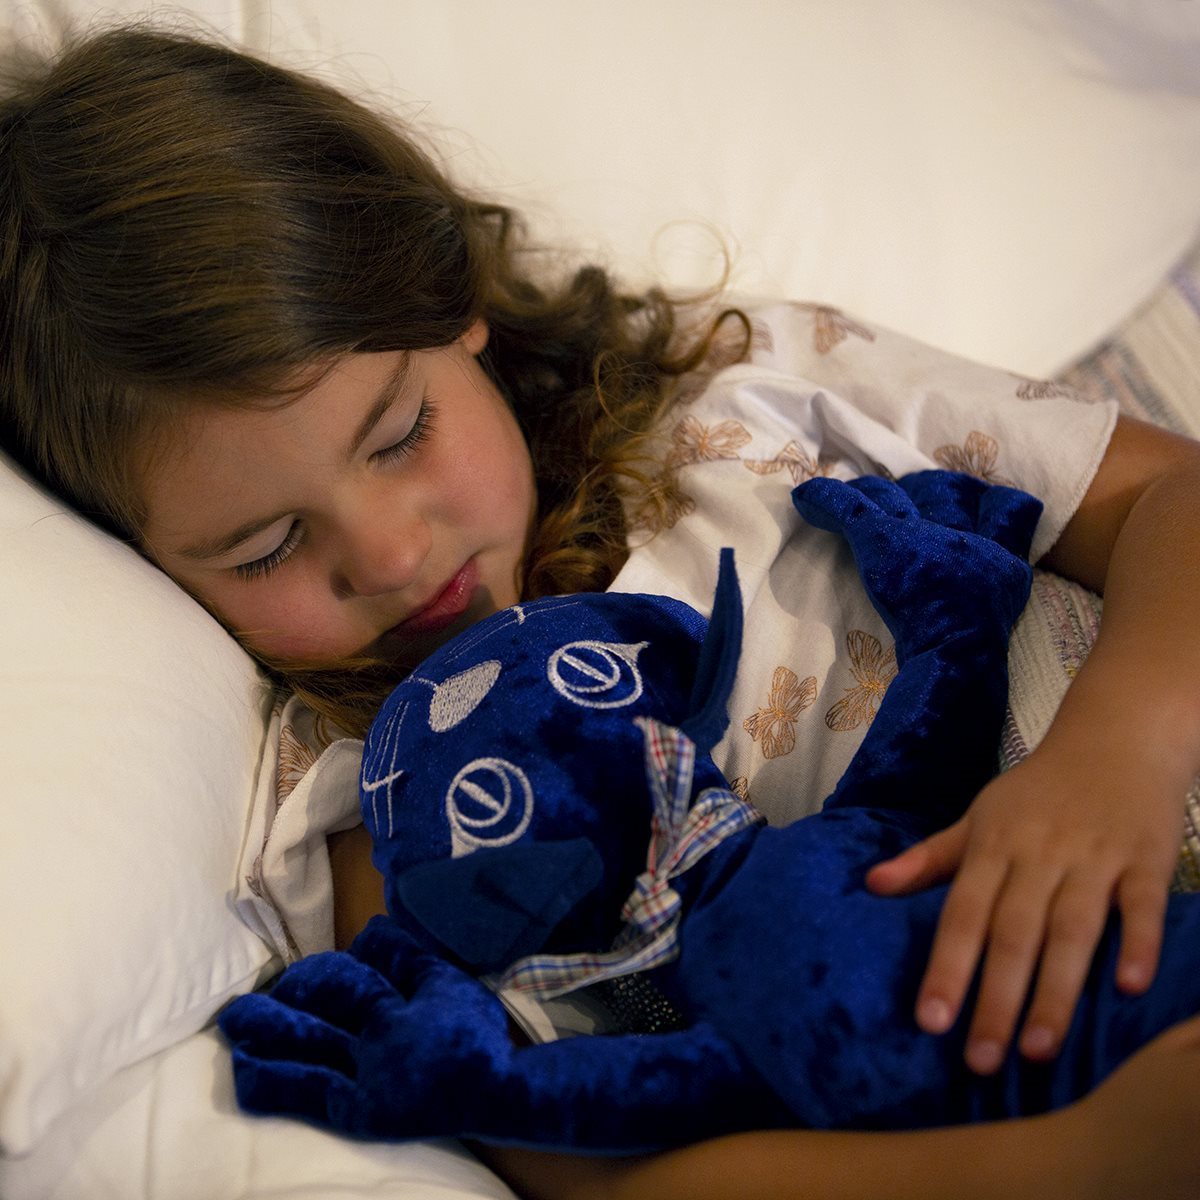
[439, 409, 533, 530]
[202, 578, 341, 662]
[495, 446, 537, 532]
[484, 413, 536, 526]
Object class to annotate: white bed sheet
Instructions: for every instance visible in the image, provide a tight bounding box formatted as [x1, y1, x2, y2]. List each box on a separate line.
[0, 1026, 517, 1200]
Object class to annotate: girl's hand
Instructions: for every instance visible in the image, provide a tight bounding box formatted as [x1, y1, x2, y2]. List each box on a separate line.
[866, 743, 1183, 1074]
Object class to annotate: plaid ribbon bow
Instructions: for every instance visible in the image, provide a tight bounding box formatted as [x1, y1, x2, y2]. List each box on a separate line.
[492, 715, 765, 1001]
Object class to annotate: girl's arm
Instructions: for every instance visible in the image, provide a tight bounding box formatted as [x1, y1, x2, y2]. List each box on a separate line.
[869, 414, 1200, 1071]
[328, 823, 387, 950]
[477, 1011, 1200, 1200]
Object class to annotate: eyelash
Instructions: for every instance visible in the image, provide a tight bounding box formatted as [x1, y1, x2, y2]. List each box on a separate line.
[233, 522, 304, 582]
[370, 395, 437, 467]
[232, 397, 438, 582]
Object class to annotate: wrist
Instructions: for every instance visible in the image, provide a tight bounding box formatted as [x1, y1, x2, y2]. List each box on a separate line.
[1036, 648, 1199, 796]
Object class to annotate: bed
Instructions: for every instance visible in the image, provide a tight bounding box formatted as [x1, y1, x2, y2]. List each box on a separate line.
[2, 2, 1199, 1196]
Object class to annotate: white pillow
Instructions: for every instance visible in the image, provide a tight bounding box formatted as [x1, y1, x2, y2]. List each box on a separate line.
[250, 0, 1200, 377]
[0, 1028, 517, 1200]
[5, 0, 1200, 376]
[0, 454, 276, 1154]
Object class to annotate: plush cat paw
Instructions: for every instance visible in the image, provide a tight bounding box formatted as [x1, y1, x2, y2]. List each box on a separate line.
[793, 471, 1040, 559]
[887, 469, 1042, 560]
[791, 472, 1039, 652]
[219, 917, 513, 1140]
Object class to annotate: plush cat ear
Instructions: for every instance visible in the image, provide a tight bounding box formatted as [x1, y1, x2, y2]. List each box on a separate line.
[679, 548, 743, 753]
[393, 838, 603, 970]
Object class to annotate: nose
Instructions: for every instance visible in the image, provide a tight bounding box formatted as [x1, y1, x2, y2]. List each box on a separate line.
[332, 509, 431, 599]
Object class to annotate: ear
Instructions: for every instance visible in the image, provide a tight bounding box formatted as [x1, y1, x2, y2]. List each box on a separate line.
[393, 838, 603, 970]
[679, 547, 743, 753]
[461, 317, 489, 357]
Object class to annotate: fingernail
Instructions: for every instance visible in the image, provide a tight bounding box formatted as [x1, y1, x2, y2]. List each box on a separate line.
[917, 997, 952, 1033]
[1118, 962, 1147, 992]
[1020, 1025, 1055, 1058]
[967, 1039, 1003, 1074]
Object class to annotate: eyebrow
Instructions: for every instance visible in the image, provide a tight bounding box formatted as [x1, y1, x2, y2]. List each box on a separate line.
[176, 353, 412, 562]
[346, 352, 413, 457]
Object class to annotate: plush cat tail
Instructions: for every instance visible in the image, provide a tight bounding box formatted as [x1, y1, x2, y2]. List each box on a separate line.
[679, 548, 742, 754]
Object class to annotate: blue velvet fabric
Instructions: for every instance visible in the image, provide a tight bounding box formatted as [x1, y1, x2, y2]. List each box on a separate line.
[220, 471, 1200, 1152]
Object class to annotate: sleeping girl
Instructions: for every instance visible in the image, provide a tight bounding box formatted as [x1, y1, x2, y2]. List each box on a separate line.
[3, 24, 1200, 1200]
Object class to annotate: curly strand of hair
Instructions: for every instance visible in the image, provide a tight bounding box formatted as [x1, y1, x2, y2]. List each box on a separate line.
[522, 302, 752, 601]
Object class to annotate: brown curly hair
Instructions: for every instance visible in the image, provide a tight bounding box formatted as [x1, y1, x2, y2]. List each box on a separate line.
[0, 24, 746, 735]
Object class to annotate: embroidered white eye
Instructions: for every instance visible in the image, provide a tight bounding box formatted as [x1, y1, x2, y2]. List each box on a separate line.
[547, 640, 648, 709]
[425, 660, 502, 732]
[446, 757, 534, 857]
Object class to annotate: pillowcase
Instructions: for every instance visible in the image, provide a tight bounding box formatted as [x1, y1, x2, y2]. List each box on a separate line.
[7, 0, 1200, 377]
[0, 454, 276, 1154]
[256, 0, 1200, 376]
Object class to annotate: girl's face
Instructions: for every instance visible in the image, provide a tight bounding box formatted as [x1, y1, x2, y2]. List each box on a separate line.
[139, 321, 537, 669]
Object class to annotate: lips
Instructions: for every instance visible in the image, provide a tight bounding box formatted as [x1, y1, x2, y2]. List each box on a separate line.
[390, 559, 481, 637]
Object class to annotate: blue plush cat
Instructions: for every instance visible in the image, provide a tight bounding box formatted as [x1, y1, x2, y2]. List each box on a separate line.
[220, 471, 1200, 1152]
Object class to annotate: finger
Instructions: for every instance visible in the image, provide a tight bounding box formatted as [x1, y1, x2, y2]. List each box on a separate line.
[866, 823, 967, 895]
[792, 478, 880, 539]
[219, 992, 358, 1073]
[964, 866, 1062, 1074]
[846, 474, 918, 518]
[898, 470, 982, 530]
[1114, 868, 1168, 994]
[913, 854, 1009, 1035]
[230, 1043, 357, 1120]
[976, 484, 1041, 559]
[351, 915, 444, 989]
[1017, 873, 1113, 1061]
[268, 952, 398, 1031]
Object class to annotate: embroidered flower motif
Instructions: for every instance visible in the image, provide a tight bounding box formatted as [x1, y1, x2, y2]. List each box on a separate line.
[671, 320, 753, 406]
[750, 319, 775, 356]
[825, 630, 898, 732]
[791, 303, 877, 355]
[1012, 374, 1075, 400]
[246, 854, 266, 899]
[729, 776, 752, 805]
[705, 326, 752, 372]
[743, 440, 835, 484]
[627, 469, 696, 535]
[277, 722, 321, 804]
[743, 665, 818, 759]
[933, 430, 1014, 486]
[666, 415, 753, 469]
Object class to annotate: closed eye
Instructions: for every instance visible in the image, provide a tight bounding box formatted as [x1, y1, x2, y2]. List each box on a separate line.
[371, 396, 437, 466]
[229, 397, 436, 583]
[232, 521, 304, 581]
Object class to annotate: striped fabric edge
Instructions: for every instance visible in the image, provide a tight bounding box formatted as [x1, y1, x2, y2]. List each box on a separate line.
[1060, 238, 1200, 438]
